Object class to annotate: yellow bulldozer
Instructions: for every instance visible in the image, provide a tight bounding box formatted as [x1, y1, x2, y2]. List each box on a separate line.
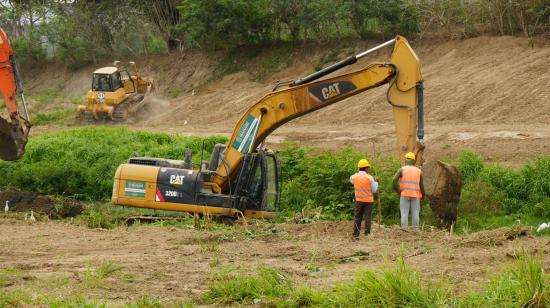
[77, 61, 155, 122]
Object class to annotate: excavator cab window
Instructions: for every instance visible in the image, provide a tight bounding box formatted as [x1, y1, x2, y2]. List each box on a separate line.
[236, 152, 280, 212]
[264, 154, 280, 211]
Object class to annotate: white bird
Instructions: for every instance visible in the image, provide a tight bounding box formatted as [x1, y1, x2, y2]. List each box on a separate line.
[4, 200, 8, 213]
[191, 89, 196, 96]
[537, 222, 549, 233]
[29, 210, 36, 222]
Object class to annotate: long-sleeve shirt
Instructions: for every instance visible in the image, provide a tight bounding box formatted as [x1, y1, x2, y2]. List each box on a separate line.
[349, 171, 379, 193]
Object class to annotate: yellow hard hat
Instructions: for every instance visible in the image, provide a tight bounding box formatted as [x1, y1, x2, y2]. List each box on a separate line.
[405, 152, 416, 160]
[357, 159, 370, 168]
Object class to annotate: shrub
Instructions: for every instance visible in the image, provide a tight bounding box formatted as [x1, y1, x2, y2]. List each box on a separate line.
[464, 251, 549, 307]
[456, 150, 484, 181]
[279, 144, 401, 220]
[456, 152, 550, 216]
[0, 127, 226, 201]
[203, 267, 292, 304]
[331, 257, 452, 307]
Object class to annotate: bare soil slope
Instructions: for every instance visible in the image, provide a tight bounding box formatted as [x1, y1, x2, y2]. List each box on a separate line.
[25, 36, 550, 163]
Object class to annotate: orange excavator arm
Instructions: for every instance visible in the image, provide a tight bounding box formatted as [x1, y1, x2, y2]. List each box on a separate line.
[0, 28, 32, 161]
[212, 35, 424, 192]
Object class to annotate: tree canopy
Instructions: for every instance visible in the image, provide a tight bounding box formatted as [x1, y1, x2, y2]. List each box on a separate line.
[0, 0, 548, 62]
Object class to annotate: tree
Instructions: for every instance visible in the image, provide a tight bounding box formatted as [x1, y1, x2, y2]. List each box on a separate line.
[134, 0, 182, 51]
[177, 0, 273, 49]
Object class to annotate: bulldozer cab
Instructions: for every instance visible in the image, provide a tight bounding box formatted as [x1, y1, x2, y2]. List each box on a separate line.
[234, 151, 280, 213]
[92, 68, 123, 92]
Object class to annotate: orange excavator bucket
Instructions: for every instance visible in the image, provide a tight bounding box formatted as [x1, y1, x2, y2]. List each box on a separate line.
[0, 117, 28, 161]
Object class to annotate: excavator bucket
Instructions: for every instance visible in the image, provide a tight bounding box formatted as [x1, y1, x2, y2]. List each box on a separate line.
[0, 117, 27, 161]
[423, 161, 462, 228]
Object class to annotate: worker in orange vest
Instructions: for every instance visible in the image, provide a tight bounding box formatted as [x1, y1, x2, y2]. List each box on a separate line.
[392, 152, 425, 229]
[350, 159, 379, 239]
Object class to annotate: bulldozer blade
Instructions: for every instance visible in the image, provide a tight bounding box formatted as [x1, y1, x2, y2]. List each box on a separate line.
[423, 160, 462, 228]
[0, 117, 27, 161]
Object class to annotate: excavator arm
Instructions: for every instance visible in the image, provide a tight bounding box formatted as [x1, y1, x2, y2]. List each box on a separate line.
[213, 36, 424, 191]
[0, 28, 31, 161]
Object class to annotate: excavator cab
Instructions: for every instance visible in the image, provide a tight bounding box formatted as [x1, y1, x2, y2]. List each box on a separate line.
[233, 151, 280, 214]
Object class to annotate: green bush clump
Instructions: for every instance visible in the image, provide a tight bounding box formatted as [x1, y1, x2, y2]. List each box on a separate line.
[278, 144, 401, 220]
[203, 267, 293, 305]
[456, 152, 550, 216]
[0, 127, 226, 201]
[463, 252, 549, 307]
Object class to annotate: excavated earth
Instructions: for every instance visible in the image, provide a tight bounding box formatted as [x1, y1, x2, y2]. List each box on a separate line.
[0, 188, 84, 218]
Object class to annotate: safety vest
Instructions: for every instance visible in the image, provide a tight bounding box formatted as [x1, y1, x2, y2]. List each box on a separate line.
[400, 165, 422, 198]
[0, 28, 13, 64]
[351, 172, 374, 202]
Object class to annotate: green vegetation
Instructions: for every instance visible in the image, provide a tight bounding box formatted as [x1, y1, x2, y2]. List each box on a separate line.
[279, 144, 401, 221]
[279, 145, 550, 231]
[32, 109, 73, 125]
[456, 151, 550, 232]
[201, 252, 549, 307]
[178, 0, 420, 50]
[203, 267, 293, 304]
[0, 128, 547, 232]
[3, 0, 549, 63]
[0, 127, 226, 201]
[83, 261, 122, 288]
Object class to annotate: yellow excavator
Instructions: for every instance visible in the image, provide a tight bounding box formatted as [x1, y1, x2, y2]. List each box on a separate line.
[76, 61, 155, 121]
[111, 36, 462, 225]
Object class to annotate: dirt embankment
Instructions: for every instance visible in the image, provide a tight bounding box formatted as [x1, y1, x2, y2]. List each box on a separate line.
[24, 36, 550, 164]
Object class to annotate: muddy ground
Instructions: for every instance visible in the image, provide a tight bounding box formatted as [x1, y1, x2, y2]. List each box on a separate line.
[0, 219, 548, 305]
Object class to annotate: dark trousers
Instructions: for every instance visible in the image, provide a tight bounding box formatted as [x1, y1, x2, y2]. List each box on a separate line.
[353, 202, 373, 237]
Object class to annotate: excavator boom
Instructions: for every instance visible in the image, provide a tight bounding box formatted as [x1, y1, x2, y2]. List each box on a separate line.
[213, 36, 424, 190]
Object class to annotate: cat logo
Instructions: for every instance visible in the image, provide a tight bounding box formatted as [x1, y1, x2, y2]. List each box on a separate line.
[321, 83, 341, 99]
[170, 174, 184, 185]
[309, 81, 356, 103]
